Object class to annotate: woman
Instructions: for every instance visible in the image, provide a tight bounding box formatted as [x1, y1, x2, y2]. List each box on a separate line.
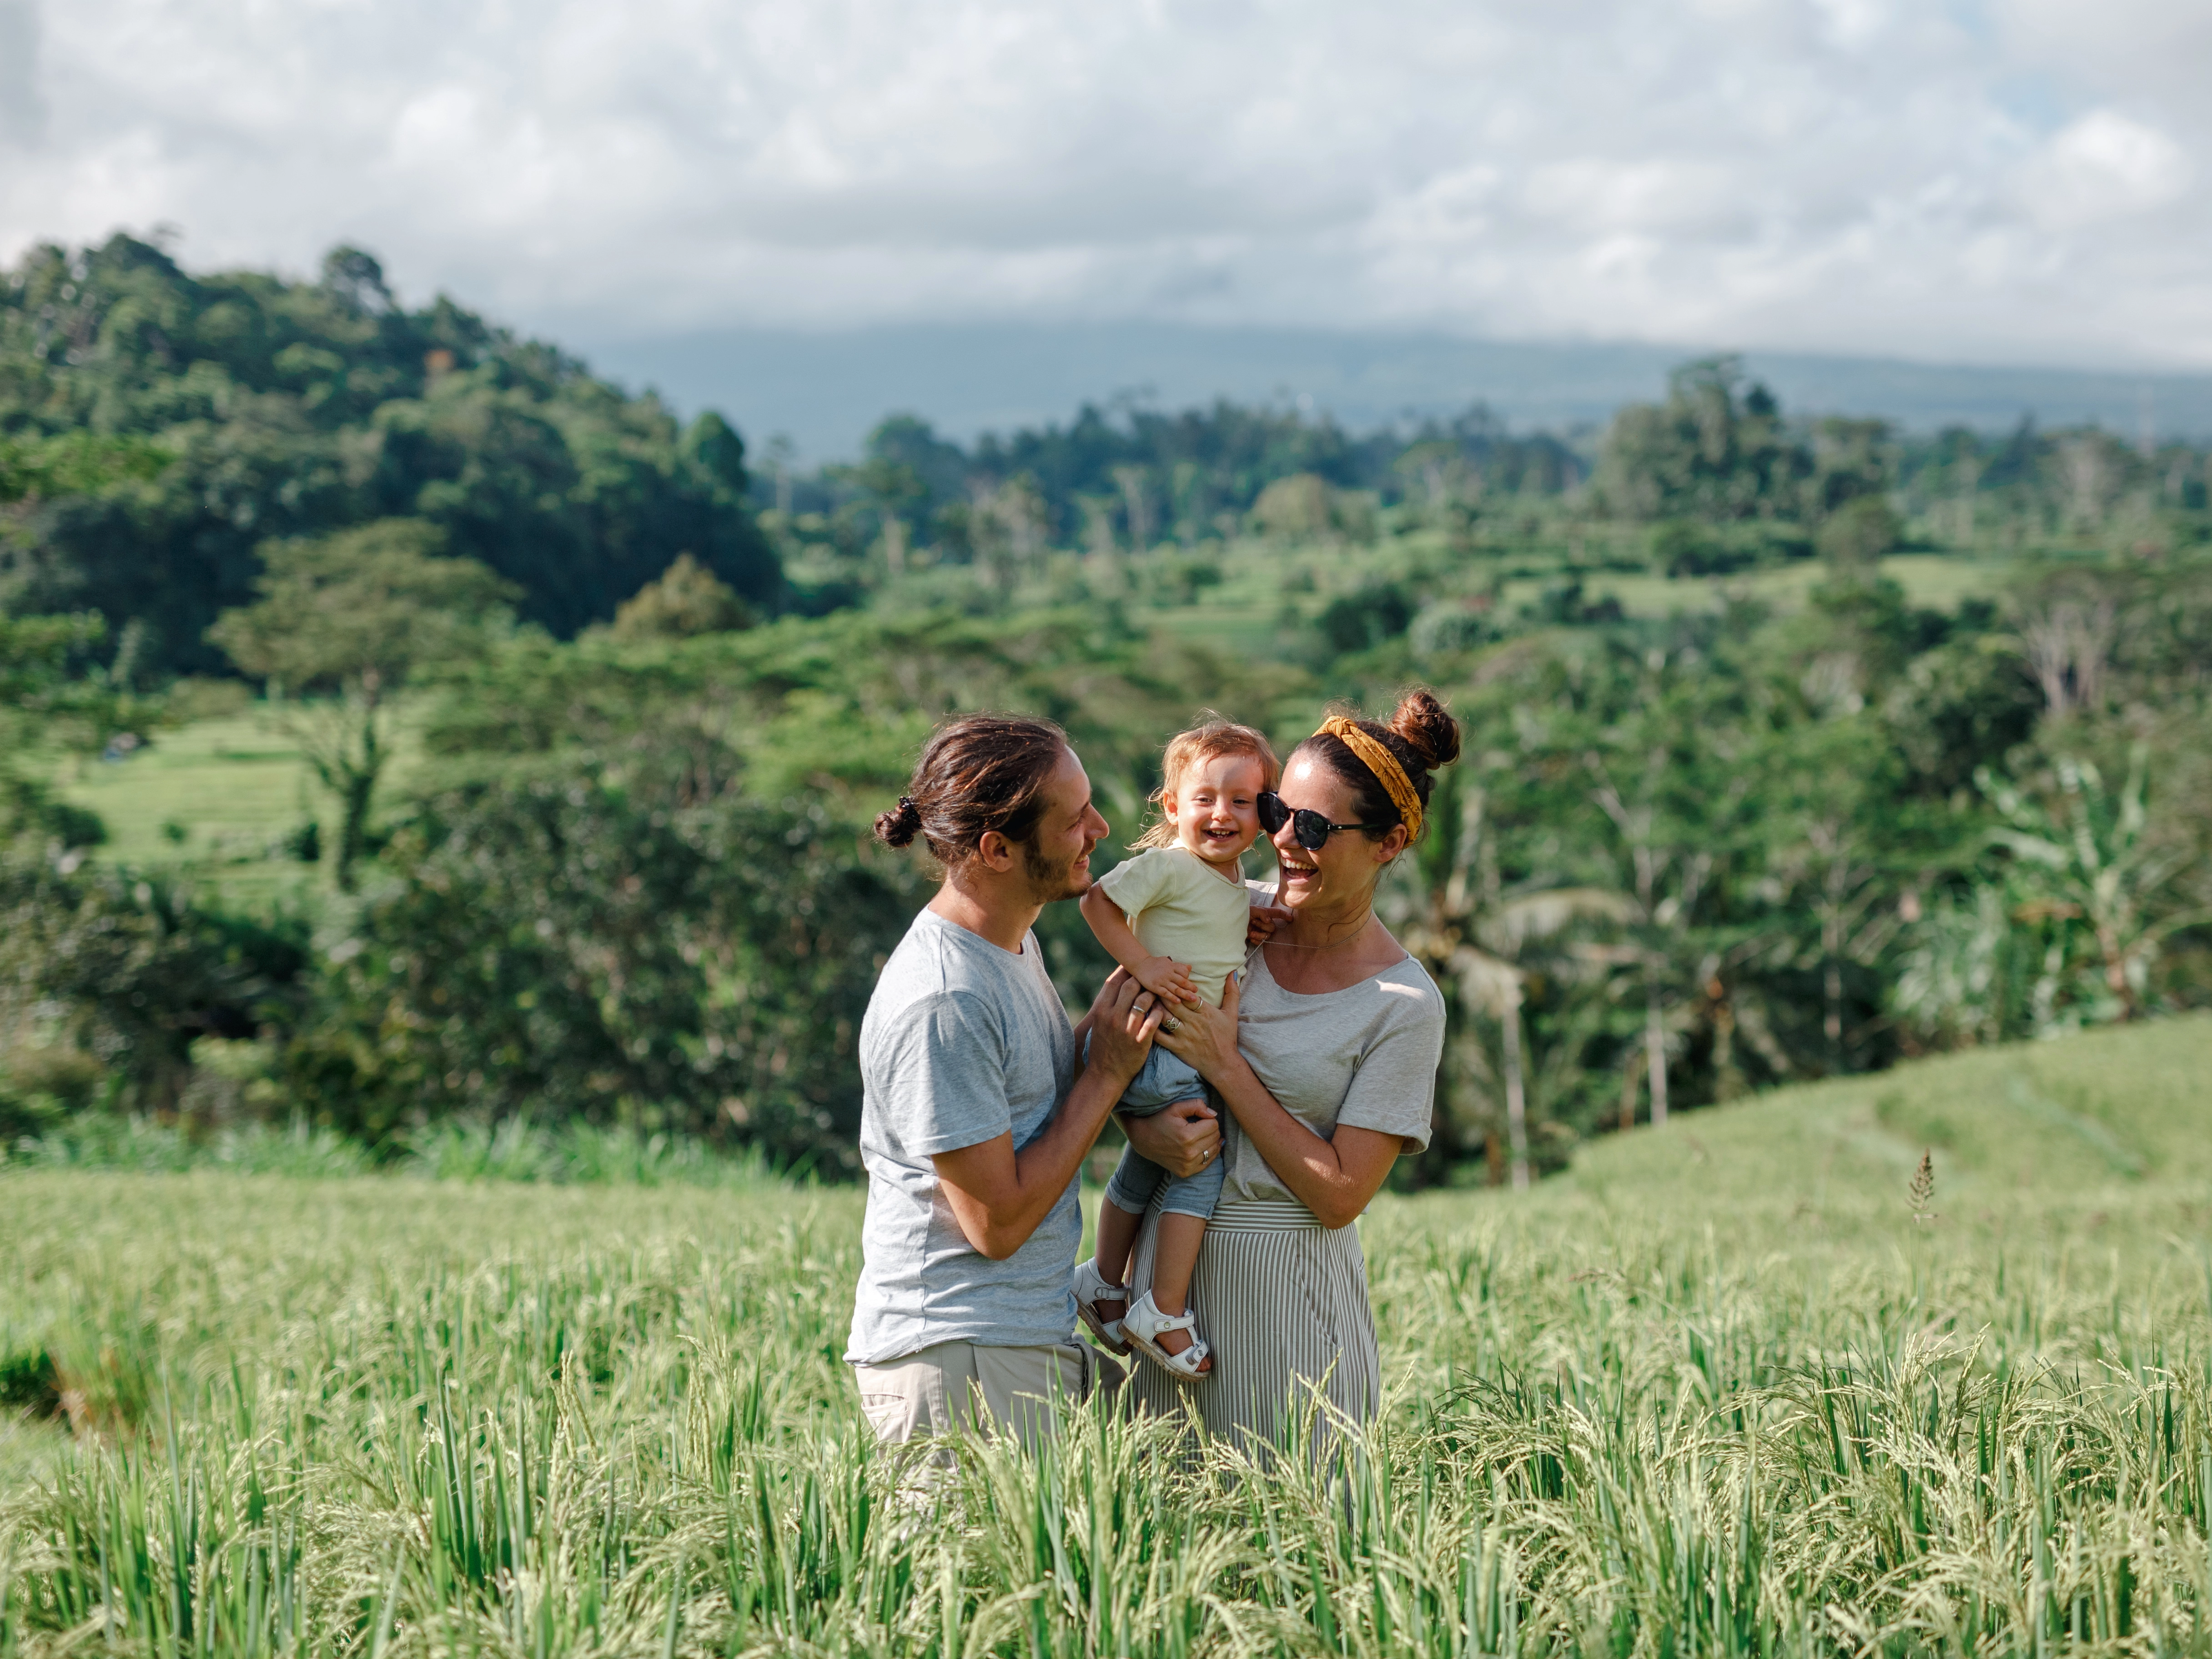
[1123, 688, 1458, 1446]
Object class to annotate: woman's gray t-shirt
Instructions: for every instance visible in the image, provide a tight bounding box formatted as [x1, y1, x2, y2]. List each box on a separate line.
[1216, 945, 1444, 1209]
[844, 908, 1079, 1366]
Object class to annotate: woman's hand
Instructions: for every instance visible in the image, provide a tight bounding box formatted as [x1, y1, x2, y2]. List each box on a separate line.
[1084, 967, 1164, 1089]
[1153, 971, 1245, 1085]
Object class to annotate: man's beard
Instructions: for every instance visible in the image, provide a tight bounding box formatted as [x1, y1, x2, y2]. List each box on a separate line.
[1024, 834, 1091, 902]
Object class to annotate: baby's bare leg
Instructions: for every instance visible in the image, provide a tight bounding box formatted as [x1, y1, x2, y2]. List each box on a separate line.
[1149, 1213, 1210, 1367]
[1091, 1201, 1141, 1321]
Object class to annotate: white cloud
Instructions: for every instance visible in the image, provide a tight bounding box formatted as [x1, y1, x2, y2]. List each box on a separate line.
[2024, 110, 2191, 228]
[0, 0, 2206, 367]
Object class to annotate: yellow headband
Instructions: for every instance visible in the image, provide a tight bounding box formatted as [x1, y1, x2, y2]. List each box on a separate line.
[1317, 716, 1423, 843]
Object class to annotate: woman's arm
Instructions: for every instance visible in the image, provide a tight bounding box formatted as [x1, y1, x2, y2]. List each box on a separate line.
[1155, 978, 1411, 1229]
[1119, 1096, 1221, 1176]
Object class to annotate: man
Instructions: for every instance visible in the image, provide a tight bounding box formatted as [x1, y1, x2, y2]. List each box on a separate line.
[848, 714, 1222, 1446]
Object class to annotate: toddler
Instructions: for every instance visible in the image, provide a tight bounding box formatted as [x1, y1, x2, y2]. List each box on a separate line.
[1073, 717, 1277, 1381]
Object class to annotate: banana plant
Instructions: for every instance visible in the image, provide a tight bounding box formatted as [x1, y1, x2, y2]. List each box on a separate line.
[1978, 744, 2206, 1028]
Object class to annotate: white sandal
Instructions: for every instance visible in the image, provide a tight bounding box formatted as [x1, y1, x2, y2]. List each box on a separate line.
[1072, 1258, 1131, 1355]
[1123, 1291, 1212, 1382]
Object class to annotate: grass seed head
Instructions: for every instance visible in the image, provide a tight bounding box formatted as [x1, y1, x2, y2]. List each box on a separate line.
[1908, 1148, 1936, 1222]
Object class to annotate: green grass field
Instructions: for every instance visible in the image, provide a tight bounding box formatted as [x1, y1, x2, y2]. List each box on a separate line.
[3, 1016, 2209, 1656]
[1563, 551, 2021, 621]
[47, 707, 427, 907]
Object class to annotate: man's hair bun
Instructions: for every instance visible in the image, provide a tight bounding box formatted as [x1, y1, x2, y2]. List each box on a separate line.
[875, 715, 1069, 865]
[875, 796, 924, 849]
[1388, 688, 1462, 770]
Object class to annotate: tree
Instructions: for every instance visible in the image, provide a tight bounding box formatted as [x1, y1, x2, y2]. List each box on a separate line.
[0, 610, 157, 853]
[208, 519, 516, 891]
[1980, 747, 2205, 1027]
[1395, 774, 1631, 1187]
[1251, 474, 1340, 543]
[1594, 357, 1810, 523]
[279, 772, 919, 1162]
[837, 457, 928, 573]
[608, 554, 753, 640]
[1577, 655, 1749, 1127]
[0, 234, 782, 672]
[0, 858, 308, 1116]
[1815, 497, 1902, 578]
[1755, 714, 1912, 1072]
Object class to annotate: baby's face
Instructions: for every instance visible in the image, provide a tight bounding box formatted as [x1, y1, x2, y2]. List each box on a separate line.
[1166, 754, 1267, 867]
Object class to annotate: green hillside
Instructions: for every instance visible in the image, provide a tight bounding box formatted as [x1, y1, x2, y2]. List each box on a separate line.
[46, 706, 426, 905]
[0, 235, 779, 674]
[1547, 1010, 2210, 1215]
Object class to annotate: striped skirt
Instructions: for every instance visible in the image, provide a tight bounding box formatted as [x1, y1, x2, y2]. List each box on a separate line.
[1123, 1195, 1381, 1453]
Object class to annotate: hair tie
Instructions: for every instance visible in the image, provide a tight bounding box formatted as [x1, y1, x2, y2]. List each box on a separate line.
[896, 795, 920, 822]
[1317, 717, 1423, 841]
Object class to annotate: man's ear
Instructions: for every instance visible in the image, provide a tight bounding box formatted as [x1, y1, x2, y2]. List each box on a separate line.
[975, 830, 1017, 872]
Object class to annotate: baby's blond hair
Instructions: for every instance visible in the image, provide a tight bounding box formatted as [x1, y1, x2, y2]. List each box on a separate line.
[1131, 715, 1281, 850]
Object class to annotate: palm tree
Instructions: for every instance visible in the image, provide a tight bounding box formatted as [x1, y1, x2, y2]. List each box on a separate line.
[1394, 777, 1631, 1189]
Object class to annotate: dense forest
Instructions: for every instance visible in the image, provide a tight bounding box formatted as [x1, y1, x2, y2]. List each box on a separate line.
[0, 234, 779, 676]
[4, 238, 2209, 1183]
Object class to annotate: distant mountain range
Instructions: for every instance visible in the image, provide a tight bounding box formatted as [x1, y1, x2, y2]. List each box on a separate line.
[569, 322, 2212, 463]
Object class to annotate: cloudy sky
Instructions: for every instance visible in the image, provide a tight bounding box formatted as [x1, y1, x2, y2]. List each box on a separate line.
[1, 0, 2207, 369]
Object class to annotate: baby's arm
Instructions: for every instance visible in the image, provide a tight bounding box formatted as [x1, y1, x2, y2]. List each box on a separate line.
[1245, 879, 1294, 946]
[1079, 886, 1201, 1006]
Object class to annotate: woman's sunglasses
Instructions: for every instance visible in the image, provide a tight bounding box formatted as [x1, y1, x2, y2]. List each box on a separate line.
[1257, 791, 1390, 852]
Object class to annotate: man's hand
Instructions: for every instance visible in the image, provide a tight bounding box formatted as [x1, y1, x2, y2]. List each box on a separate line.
[1245, 901, 1294, 947]
[934, 970, 1164, 1261]
[1084, 967, 1165, 1089]
[1133, 954, 1200, 1008]
[1121, 1096, 1222, 1179]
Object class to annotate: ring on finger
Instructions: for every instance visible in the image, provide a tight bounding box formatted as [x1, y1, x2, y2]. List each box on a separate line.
[1161, 1014, 1181, 1033]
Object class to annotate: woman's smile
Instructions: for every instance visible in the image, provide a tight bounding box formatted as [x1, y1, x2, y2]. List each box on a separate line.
[1267, 759, 1362, 899]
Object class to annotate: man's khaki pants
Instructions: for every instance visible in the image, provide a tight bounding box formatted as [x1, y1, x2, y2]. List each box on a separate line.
[854, 1340, 1120, 1453]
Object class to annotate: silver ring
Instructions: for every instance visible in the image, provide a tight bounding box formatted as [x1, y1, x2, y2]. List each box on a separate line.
[1162, 1015, 1182, 1034]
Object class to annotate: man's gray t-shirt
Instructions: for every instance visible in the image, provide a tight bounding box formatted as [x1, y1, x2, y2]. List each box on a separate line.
[845, 907, 1079, 1366]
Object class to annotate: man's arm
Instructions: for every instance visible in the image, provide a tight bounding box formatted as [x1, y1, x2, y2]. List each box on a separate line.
[933, 969, 1160, 1260]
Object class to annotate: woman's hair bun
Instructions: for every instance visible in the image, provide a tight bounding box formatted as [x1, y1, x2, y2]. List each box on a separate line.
[875, 796, 925, 849]
[1388, 688, 1461, 771]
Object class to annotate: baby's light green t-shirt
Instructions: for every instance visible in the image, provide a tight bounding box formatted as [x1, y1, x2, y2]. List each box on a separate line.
[1095, 845, 1252, 1005]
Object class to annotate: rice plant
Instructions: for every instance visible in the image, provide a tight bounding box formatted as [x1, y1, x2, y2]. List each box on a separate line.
[2, 1016, 2209, 1656]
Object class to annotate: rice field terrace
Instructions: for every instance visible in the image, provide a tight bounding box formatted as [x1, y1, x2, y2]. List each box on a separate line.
[3, 1016, 2210, 1658]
